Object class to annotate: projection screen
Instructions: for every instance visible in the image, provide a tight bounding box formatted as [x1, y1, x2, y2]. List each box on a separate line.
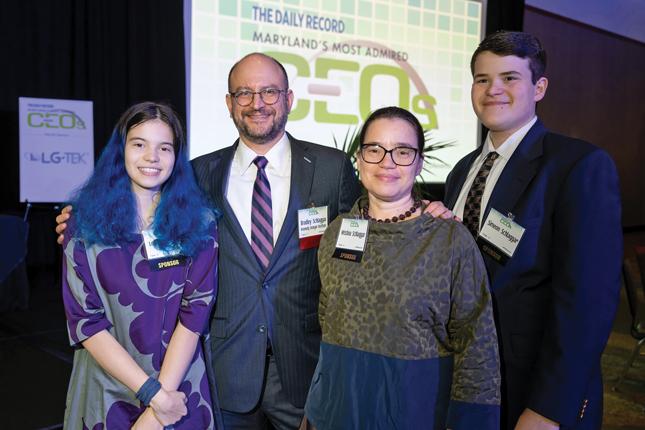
[185, 0, 486, 182]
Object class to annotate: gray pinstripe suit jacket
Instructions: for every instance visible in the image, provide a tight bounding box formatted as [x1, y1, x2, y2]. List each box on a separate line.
[192, 133, 360, 414]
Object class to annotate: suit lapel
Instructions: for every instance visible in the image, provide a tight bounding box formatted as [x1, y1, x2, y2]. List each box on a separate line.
[214, 142, 261, 268]
[266, 134, 315, 273]
[483, 121, 547, 220]
[446, 148, 483, 209]
[207, 144, 234, 210]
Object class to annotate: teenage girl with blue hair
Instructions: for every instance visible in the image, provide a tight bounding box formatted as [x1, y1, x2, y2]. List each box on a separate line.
[61, 102, 219, 429]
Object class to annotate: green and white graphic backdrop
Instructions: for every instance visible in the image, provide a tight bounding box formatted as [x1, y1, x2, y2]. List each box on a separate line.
[186, 0, 485, 182]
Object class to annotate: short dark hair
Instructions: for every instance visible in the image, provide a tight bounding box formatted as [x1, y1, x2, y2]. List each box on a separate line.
[359, 106, 425, 153]
[227, 52, 289, 92]
[470, 31, 547, 84]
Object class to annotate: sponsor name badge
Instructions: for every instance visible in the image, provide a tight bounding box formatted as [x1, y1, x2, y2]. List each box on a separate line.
[298, 206, 329, 250]
[477, 208, 525, 264]
[142, 229, 186, 271]
[332, 218, 369, 263]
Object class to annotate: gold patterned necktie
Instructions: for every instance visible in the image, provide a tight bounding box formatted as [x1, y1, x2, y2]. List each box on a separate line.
[463, 152, 499, 237]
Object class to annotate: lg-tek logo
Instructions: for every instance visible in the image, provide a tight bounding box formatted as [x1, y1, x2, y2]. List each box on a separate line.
[24, 152, 89, 164]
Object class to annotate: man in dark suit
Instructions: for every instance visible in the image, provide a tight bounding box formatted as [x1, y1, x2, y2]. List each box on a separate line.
[191, 53, 361, 429]
[444, 32, 622, 430]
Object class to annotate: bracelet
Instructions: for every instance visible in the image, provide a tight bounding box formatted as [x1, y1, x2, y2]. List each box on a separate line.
[136, 377, 162, 406]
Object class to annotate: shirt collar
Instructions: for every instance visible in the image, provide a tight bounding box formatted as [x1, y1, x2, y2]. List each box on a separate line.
[233, 132, 291, 176]
[482, 116, 538, 161]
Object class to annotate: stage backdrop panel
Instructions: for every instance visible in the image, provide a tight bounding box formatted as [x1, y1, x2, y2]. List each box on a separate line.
[185, 0, 485, 182]
[19, 97, 94, 203]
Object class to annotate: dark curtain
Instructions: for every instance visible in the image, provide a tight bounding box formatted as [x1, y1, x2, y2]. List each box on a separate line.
[0, 0, 186, 213]
[486, 0, 525, 34]
[0, 0, 186, 275]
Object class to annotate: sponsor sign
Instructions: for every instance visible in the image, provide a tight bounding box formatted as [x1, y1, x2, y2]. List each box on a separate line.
[19, 97, 94, 202]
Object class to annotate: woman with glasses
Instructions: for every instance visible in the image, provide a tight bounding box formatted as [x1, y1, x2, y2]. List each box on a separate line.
[302, 107, 500, 430]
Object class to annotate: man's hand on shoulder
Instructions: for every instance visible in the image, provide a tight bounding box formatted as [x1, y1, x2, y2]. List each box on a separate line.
[55, 205, 73, 245]
[515, 408, 559, 430]
[422, 200, 459, 221]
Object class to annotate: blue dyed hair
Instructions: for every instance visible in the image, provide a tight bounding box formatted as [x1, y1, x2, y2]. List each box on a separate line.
[70, 101, 218, 257]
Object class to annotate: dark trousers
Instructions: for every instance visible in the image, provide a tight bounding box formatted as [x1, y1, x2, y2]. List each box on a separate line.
[221, 354, 304, 430]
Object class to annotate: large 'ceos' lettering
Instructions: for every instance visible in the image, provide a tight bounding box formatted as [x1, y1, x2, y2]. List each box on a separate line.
[266, 51, 438, 129]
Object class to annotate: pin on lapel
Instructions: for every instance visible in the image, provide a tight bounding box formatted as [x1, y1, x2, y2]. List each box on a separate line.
[303, 156, 311, 164]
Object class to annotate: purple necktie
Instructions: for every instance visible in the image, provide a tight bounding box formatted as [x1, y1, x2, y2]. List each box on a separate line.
[463, 151, 499, 237]
[251, 156, 273, 270]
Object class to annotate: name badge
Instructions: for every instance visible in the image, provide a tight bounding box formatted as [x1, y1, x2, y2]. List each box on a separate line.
[142, 229, 185, 271]
[477, 208, 525, 264]
[332, 218, 369, 263]
[298, 206, 328, 250]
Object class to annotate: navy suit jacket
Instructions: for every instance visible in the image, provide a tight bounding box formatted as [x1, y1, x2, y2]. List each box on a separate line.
[444, 121, 622, 429]
[191, 134, 360, 414]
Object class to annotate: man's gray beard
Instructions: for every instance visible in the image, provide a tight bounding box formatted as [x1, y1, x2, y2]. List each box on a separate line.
[234, 105, 289, 145]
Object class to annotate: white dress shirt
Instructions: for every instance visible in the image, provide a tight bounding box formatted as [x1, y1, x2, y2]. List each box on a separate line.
[225, 133, 292, 245]
[454, 117, 537, 230]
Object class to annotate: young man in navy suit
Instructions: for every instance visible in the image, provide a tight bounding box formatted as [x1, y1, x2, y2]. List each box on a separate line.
[444, 31, 622, 430]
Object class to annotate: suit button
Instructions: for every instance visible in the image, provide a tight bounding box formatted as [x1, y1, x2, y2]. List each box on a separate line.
[257, 324, 266, 333]
[262, 283, 269, 289]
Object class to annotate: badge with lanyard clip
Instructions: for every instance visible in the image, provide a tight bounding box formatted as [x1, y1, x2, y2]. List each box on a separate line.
[142, 229, 187, 271]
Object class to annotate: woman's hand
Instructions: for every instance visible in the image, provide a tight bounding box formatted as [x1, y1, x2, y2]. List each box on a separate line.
[131, 408, 163, 430]
[55, 205, 72, 244]
[149, 388, 188, 426]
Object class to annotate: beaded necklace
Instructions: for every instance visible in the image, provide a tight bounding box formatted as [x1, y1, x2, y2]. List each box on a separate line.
[361, 199, 422, 223]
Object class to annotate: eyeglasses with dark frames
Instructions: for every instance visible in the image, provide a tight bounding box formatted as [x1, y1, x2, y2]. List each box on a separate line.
[229, 88, 288, 106]
[359, 144, 419, 166]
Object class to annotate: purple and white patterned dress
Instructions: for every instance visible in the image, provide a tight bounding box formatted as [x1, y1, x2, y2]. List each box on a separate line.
[62, 226, 218, 429]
